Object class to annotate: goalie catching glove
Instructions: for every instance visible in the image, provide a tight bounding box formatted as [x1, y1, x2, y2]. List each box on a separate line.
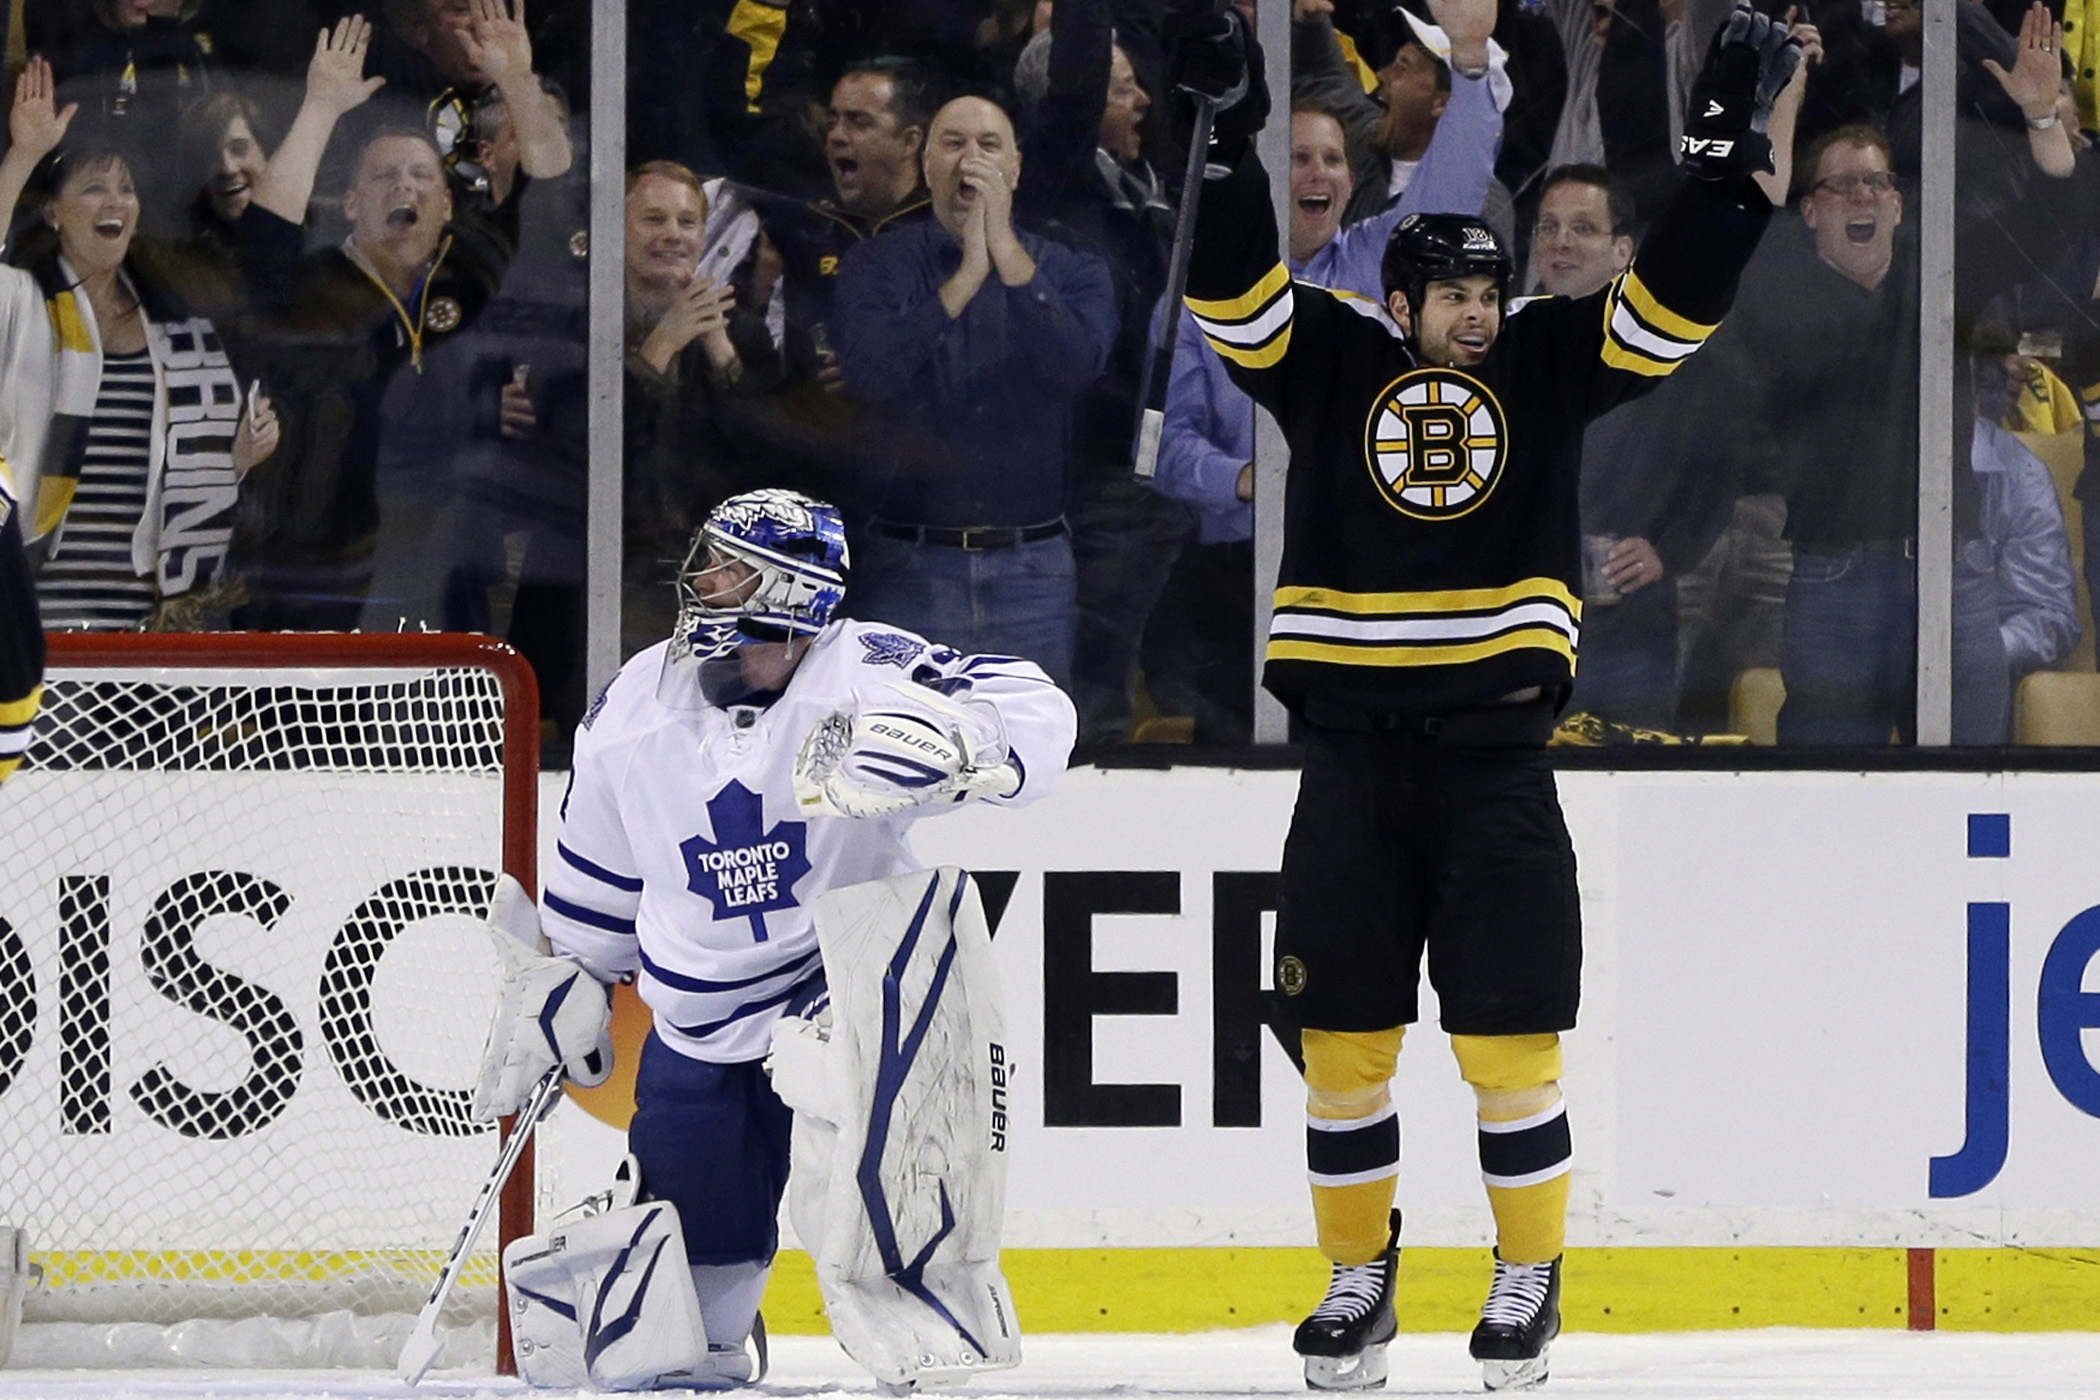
[1679, 3, 1801, 179]
[793, 681, 1021, 819]
[471, 874, 615, 1122]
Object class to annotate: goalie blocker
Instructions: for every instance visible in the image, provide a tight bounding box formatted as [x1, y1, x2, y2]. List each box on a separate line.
[768, 866, 1021, 1388]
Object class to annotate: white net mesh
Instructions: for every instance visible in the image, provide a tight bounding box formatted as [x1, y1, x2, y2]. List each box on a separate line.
[0, 646, 528, 1359]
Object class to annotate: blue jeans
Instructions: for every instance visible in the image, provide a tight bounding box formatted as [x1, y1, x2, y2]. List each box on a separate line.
[1778, 547, 2008, 745]
[2085, 499, 2100, 664]
[847, 531, 1076, 690]
[1069, 481, 1194, 744]
[1568, 579, 1679, 730]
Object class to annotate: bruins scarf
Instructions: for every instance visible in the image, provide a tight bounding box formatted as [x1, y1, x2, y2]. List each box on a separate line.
[30, 257, 242, 599]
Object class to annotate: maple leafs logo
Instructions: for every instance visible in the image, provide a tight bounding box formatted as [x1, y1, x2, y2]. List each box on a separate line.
[678, 780, 812, 942]
[858, 631, 924, 669]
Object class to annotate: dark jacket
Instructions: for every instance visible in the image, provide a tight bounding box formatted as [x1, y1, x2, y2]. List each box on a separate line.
[834, 222, 1118, 527]
[227, 204, 515, 565]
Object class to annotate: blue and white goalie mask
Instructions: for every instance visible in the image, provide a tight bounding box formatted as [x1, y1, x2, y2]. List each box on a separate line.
[661, 489, 850, 709]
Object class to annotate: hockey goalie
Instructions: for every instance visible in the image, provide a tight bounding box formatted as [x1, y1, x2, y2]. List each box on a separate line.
[470, 489, 1074, 1389]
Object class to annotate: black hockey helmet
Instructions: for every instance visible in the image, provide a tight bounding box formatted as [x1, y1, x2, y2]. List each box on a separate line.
[1381, 213, 1513, 322]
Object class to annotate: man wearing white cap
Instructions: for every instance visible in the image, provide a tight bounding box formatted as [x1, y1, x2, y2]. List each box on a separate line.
[1293, 0, 1519, 236]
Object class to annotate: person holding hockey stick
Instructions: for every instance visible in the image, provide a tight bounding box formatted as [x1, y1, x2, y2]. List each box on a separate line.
[1165, 1, 1801, 1390]
[468, 487, 1075, 1390]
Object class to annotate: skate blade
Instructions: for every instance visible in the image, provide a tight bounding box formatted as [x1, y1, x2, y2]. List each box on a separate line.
[1304, 1343, 1389, 1391]
[1482, 1351, 1550, 1391]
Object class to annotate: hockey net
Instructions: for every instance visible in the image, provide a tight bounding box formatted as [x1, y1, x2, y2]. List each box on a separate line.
[0, 633, 539, 1369]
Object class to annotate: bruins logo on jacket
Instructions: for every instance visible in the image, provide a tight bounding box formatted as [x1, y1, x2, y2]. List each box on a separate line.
[1362, 368, 1508, 520]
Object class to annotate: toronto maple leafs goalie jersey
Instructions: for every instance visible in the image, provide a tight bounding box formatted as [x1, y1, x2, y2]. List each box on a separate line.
[541, 621, 1077, 1064]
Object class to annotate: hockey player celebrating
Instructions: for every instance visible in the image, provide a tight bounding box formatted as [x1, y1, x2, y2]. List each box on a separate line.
[469, 487, 1075, 1389]
[1165, 0, 1801, 1390]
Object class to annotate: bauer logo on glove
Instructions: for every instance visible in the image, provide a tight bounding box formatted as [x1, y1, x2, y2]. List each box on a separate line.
[793, 682, 1020, 820]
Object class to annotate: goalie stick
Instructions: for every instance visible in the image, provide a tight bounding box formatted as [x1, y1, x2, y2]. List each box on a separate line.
[398, 1064, 565, 1385]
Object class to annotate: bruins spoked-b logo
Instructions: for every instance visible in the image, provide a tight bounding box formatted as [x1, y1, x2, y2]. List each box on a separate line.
[1363, 368, 1508, 520]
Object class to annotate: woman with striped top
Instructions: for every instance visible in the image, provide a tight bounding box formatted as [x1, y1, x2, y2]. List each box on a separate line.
[0, 56, 278, 631]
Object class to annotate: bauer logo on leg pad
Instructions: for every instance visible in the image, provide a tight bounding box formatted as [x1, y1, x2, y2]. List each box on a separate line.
[990, 1043, 1009, 1152]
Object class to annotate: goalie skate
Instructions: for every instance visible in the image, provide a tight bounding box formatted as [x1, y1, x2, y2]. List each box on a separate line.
[1294, 1211, 1399, 1391]
[1470, 1254, 1560, 1391]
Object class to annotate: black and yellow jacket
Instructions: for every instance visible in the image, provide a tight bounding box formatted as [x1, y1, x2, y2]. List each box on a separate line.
[0, 465, 44, 782]
[1183, 147, 1770, 721]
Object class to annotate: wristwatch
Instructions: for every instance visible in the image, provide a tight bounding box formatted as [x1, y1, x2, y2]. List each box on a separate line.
[2027, 110, 2061, 131]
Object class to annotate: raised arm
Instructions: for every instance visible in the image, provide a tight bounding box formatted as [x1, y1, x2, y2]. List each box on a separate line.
[1020, 0, 1113, 201]
[1983, 3, 2076, 182]
[461, 0, 573, 181]
[1322, 0, 1504, 299]
[1565, 6, 1791, 419]
[1752, 13, 1819, 206]
[0, 58, 76, 252]
[251, 17, 384, 225]
[1290, 10, 1383, 168]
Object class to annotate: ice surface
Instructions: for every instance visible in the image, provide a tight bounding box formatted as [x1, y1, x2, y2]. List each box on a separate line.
[4, 1329, 2098, 1400]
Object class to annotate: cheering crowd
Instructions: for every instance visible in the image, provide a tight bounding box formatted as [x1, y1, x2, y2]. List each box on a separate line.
[4, 0, 2095, 751]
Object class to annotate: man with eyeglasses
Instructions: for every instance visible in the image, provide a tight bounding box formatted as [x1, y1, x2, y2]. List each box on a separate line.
[1530, 165, 1730, 730]
[1704, 125, 2009, 743]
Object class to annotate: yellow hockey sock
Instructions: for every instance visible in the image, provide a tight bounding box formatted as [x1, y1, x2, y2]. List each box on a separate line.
[1302, 1028, 1404, 1265]
[1452, 1033, 1571, 1266]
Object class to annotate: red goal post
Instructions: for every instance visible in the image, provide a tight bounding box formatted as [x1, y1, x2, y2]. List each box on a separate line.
[6, 632, 540, 1370]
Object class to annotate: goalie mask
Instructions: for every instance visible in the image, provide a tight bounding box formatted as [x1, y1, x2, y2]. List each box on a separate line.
[662, 489, 850, 708]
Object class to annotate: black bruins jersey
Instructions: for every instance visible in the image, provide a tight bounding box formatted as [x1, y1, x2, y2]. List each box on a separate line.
[1184, 150, 1771, 720]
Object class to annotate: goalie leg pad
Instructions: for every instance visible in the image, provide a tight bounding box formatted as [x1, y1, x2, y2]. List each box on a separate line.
[777, 867, 1021, 1388]
[503, 1201, 708, 1390]
[824, 1259, 1020, 1389]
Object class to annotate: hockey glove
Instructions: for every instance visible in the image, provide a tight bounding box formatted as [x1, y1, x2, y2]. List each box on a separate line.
[1679, 3, 1801, 180]
[792, 682, 1020, 820]
[1163, 0, 1271, 149]
[470, 874, 615, 1122]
